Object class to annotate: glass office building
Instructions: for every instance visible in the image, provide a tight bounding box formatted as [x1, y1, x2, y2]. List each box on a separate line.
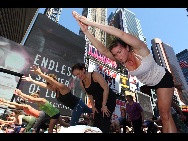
[107, 8, 147, 47]
[176, 49, 188, 85]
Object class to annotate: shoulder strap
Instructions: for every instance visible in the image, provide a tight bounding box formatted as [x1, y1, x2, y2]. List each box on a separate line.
[82, 72, 94, 89]
[132, 50, 142, 61]
[82, 80, 85, 88]
[90, 72, 95, 83]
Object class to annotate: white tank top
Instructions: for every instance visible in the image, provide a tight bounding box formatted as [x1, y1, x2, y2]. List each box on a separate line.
[124, 50, 166, 86]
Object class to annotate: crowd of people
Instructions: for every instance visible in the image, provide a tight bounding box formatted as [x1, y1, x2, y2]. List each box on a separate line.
[0, 10, 188, 133]
[1, 94, 187, 133]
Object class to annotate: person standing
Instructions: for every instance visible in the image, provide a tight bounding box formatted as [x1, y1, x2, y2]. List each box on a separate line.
[72, 63, 116, 133]
[126, 95, 144, 133]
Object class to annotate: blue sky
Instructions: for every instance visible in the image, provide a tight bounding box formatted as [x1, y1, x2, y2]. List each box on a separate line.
[38, 8, 188, 55]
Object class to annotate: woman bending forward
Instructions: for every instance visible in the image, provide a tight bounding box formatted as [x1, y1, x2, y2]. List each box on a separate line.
[72, 11, 177, 133]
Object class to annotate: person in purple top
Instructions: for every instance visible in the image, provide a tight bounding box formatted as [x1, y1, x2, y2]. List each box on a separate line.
[126, 95, 144, 133]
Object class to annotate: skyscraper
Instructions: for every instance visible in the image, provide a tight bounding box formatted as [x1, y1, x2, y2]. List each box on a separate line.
[176, 49, 188, 85]
[0, 8, 39, 44]
[151, 38, 188, 105]
[107, 8, 148, 83]
[44, 8, 62, 23]
[86, 8, 107, 47]
[107, 8, 147, 47]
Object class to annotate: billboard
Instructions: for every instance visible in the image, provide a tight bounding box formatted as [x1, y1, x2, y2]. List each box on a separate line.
[120, 74, 129, 90]
[87, 44, 117, 69]
[0, 68, 23, 115]
[111, 99, 126, 122]
[129, 74, 139, 92]
[0, 14, 86, 116]
[88, 59, 120, 93]
[24, 13, 85, 65]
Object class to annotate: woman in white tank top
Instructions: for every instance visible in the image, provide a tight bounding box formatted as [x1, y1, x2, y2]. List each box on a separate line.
[73, 11, 177, 133]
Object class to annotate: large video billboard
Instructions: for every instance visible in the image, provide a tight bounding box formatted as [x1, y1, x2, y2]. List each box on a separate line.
[0, 14, 86, 116]
[24, 13, 85, 66]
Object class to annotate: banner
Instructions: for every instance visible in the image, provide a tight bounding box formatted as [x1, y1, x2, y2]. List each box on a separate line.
[88, 59, 120, 93]
[129, 74, 139, 92]
[0, 34, 84, 116]
[111, 99, 126, 122]
[87, 44, 117, 69]
[120, 75, 129, 89]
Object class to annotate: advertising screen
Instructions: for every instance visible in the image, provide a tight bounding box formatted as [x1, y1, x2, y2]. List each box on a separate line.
[24, 13, 85, 66]
[129, 74, 139, 92]
[0, 68, 23, 115]
[111, 99, 126, 122]
[88, 59, 120, 93]
[87, 44, 117, 69]
[0, 14, 86, 116]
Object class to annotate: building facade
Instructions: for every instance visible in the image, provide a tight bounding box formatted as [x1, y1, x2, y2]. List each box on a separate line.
[107, 8, 148, 74]
[176, 49, 188, 85]
[44, 8, 62, 23]
[107, 8, 147, 47]
[86, 8, 107, 47]
[0, 8, 39, 44]
[151, 38, 188, 106]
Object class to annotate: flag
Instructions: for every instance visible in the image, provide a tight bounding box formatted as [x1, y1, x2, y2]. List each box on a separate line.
[179, 60, 188, 68]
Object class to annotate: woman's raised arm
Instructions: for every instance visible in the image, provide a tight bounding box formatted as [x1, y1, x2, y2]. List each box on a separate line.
[73, 11, 115, 61]
[22, 74, 48, 89]
[72, 11, 149, 56]
[29, 65, 69, 92]
[14, 89, 46, 105]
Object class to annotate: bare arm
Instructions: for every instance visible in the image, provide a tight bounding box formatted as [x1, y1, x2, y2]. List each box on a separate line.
[73, 11, 115, 61]
[39, 72, 69, 91]
[0, 120, 15, 125]
[88, 23, 147, 52]
[15, 89, 47, 105]
[29, 65, 70, 93]
[1, 99, 25, 107]
[22, 74, 48, 89]
[73, 11, 150, 57]
[92, 72, 109, 106]
[0, 103, 17, 109]
[17, 95, 30, 102]
[84, 30, 116, 61]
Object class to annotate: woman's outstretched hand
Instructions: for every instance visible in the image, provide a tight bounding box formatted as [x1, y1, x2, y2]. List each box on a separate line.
[72, 11, 90, 33]
[21, 74, 33, 82]
[14, 89, 22, 96]
[29, 65, 42, 75]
